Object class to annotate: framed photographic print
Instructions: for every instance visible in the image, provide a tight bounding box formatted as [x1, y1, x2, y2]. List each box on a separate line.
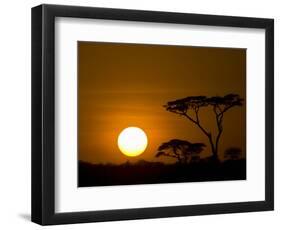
[31, 4, 274, 225]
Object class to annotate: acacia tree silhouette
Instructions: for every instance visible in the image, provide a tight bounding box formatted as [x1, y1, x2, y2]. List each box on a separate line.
[164, 94, 243, 162]
[224, 147, 242, 160]
[155, 139, 206, 164]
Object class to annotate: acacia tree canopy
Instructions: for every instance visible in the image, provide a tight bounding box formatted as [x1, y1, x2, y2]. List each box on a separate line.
[155, 139, 206, 164]
[224, 147, 242, 160]
[165, 94, 243, 114]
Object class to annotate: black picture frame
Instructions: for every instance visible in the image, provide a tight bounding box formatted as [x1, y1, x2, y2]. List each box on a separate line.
[31, 4, 274, 225]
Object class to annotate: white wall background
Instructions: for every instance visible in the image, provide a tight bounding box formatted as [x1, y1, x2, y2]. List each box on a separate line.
[0, 0, 279, 229]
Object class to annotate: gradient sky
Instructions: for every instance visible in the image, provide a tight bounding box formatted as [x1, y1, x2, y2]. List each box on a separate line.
[78, 42, 246, 164]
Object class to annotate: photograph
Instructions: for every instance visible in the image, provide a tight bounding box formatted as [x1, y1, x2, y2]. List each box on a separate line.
[78, 41, 246, 187]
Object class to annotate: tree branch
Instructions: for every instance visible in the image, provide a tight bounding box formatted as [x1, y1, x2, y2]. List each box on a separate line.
[219, 104, 235, 116]
[195, 107, 200, 123]
[213, 105, 219, 116]
[183, 112, 210, 138]
[161, 152, 177, 159]
[214, 111, 224, 154]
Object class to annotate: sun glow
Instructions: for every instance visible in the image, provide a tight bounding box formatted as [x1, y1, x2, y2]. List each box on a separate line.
[118, 127, 148, 157]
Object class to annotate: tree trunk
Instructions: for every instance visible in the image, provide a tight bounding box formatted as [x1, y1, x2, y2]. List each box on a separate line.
[208, 135, 219, 162]
[212, 149, 219, 162]
[182, 113, 221, 163]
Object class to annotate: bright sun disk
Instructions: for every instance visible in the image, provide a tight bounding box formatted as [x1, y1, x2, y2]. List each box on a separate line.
[118, 127, 148, 157]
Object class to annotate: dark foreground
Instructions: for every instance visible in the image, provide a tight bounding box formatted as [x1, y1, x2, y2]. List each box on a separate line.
[78, 159, 246, 187]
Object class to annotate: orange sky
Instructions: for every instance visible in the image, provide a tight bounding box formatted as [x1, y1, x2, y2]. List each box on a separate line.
[78, 42, 246, 164]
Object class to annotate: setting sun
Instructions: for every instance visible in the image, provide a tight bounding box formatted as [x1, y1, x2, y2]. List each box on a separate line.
[118, 127, 148, 157]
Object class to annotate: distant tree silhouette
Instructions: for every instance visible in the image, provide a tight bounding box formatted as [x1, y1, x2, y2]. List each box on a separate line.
[164, 94, 243, 161]
[156, 139, 205, 164]
[224, 147, 242, 160]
